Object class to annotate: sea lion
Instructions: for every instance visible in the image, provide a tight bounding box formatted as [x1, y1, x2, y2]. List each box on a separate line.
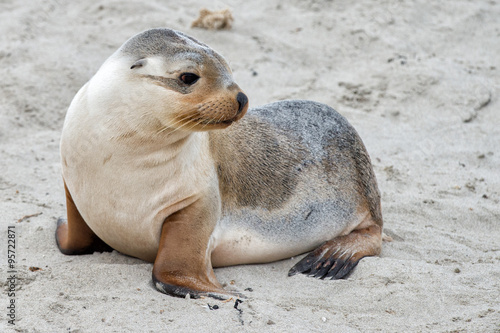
[57, 28, 384, 299]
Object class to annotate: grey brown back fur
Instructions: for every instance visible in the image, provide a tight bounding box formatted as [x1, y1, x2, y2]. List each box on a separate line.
[210, 100, 382, 246]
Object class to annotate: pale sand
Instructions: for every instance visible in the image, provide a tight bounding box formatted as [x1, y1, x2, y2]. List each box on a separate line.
[0, 0, 499, 332]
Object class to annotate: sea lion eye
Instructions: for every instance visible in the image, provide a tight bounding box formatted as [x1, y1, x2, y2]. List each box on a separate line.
[179, 73, 200, 85]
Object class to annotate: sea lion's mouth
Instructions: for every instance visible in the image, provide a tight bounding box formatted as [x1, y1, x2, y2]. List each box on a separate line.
[218, 118, 235, 125]
[200, 117, 235, 126]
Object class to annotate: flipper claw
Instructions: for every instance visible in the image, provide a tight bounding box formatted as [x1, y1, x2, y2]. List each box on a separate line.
[288, 225, 382, 280]
[289, 251, 359, 280]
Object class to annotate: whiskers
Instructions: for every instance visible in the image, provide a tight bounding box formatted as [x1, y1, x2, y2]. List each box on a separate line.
[155, 113, 194, 136]
[199, 112, 226, 131]
[155, 111, 204, 137]
[155, 109, 231, 137]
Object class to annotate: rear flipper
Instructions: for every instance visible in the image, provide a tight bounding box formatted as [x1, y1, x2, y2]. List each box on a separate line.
[288, 225, 382, 279]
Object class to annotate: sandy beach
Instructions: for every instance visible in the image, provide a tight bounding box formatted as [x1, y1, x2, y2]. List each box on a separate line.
[1, 0, 499, 331]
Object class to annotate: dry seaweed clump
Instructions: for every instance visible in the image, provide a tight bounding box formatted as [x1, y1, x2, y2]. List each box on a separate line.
[191, 8, 234, 30]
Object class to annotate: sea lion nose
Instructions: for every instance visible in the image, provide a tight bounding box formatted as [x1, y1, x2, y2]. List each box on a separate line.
[236, 92, 248, 114]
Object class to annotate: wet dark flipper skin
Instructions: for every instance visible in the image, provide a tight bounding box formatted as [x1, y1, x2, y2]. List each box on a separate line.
[288, 225, 382, 280]
[288, 247, 360, 280]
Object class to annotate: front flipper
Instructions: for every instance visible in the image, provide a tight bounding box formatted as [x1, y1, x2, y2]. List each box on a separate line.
[152, 198, 241, 300]
[288, 225, 382, 279]
[56, 181, 112, 255]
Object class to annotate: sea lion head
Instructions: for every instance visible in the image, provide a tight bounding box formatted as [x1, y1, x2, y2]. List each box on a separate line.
[89, 28, 249, 134]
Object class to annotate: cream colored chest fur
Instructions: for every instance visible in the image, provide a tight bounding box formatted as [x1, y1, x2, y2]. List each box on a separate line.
[61, 84, 217, 261]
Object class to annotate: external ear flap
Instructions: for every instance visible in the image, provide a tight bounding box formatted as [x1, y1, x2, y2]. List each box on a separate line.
[131, 59, 146, 69]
